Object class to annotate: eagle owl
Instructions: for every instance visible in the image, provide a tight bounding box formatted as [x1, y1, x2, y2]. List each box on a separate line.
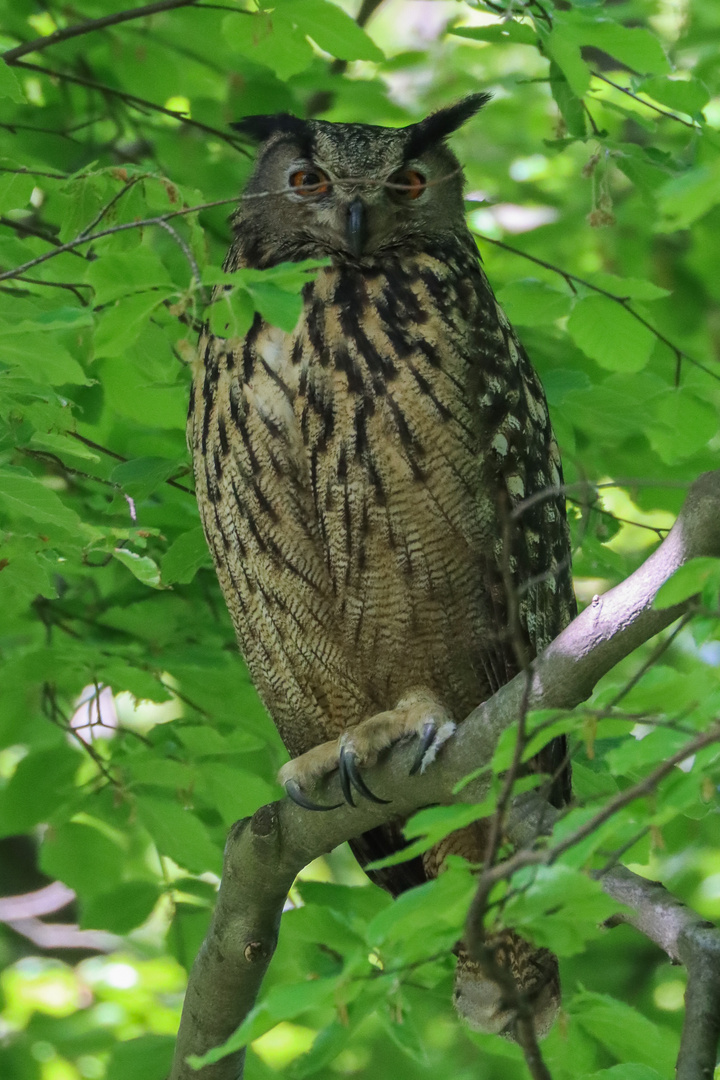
[189, 94, 575, 1039]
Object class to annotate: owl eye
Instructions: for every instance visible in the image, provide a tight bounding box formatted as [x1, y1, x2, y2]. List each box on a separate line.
[388, 168, 427, 199]
[288, 167, 331, 196]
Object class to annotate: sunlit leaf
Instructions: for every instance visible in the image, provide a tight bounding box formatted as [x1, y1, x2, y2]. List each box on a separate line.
[567, 296, 655, 371]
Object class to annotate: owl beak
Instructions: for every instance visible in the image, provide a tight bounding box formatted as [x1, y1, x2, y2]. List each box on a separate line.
[345, 198, 367, 257]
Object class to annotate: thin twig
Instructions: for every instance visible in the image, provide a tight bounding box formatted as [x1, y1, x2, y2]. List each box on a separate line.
[76, 175, 147, 239]
[0, 165, 68, 179]
[474, 231, 720, 386]
[68, 432, 194, 494]
[482, 722, 720, 889]
[9, 60, 250, 152]
[592, 71, 702, 130]
[2, 0, 201, 63]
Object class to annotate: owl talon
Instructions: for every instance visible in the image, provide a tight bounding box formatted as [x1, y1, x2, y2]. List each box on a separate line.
[339, 745, 391, 806]
[285, 779, 342, 812]
[410, 721, 438, 776]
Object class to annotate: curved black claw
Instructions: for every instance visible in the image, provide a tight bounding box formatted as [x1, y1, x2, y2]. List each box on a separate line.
[339, 745, 391, 805]
[285, 779, 342, 812]
[410, 721, 438, 776]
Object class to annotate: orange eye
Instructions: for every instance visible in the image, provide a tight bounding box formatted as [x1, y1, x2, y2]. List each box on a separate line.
[288, 167, 331, 196]
[389, 168, 426, 199]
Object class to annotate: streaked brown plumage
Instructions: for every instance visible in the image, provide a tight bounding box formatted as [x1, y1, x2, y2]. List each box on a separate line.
[189, 96, 575, 1039]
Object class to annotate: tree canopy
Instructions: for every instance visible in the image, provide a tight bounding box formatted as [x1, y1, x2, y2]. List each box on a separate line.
[0, 2, 719, 1080]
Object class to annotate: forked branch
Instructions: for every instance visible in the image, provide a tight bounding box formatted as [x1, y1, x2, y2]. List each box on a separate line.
[170, 470, 720, 1080]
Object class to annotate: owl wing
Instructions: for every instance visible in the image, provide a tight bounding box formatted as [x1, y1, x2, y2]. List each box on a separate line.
[472, 281, 576, 807]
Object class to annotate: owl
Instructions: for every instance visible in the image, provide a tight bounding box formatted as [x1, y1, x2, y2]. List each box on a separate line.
[188, 94, 576, 1039]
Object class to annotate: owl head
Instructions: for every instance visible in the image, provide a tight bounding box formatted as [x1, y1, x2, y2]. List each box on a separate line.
[229, 94, 490, 268]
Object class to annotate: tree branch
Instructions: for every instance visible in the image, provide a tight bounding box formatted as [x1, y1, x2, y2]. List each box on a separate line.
[1, 0, 201, 63]
[170, 470, 720, 1080]
[600, 867, 720, 1080]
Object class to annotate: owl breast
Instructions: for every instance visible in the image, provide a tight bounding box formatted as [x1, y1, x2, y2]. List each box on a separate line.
[296, 246, 512, 722]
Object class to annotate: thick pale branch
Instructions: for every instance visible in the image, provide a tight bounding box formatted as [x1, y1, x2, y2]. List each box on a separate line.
[170, 470, 720, 1080]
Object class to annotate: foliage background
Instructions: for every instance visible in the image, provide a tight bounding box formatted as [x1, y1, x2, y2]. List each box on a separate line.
[0, 1, 719, 1078]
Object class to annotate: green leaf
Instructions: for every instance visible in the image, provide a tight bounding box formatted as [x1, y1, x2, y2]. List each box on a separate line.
[190, 978, 339, 1065]
[0, 747, 80, 838]
[605, 727, 689, 776]
[29, 431, 101, 463]
[105, 1036, 175, 1080]
[588, 273, 670, 300]
[0, 549, 59, 611]
[503, 865, 625, 956]
[572, 990, 678, 1068]
[177, 725, 265, 755]
[81, 881, 161, 934]
[582, 1067, 664, 1080]
[85, 252, 175, 304]
[0, 171, 35, 213]
[0, 330, 90, 385]
[40, 822, 123, 898]
[381, 1011, 428, 1065]
[549, 60, 587, 138]
[126, 756, 193, 788]
[112, 548, 165, 590]
[222, 11, 314, 79]
[567, 296, 655, 372]
[247, 280, 302, 332]
[496, 280, 572, 325]
[638, 75, 709, 116]
[450, 23, 537, 46]
[94, 292, 172, 358]
[656, 159, 720, 232]
[367, 859, 476, 951]
[545, 28, 591, 97]
[136, 794, 223, 875]
[367, 802, 491, 868]
[0, 467, 81, 533]
[207, 286, 255, 338]
[0, 60, 26, 103]
[580, 21, 669, 75]
[654, 557, 720, 609]
[109, 457, 182, 500]
[274, 0, 384, 62]
[553, 15, 670, 77]
[197, 762, 280, 825]
[649, 390, 718, 463]
[161, 527, 211, 585]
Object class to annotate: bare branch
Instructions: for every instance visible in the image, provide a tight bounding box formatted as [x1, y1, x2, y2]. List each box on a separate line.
[170, 471, 720, 1080]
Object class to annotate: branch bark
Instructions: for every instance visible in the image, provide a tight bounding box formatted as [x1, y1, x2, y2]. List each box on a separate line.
[601, 867, 720, 1080]
[170, 470, 720, 1080]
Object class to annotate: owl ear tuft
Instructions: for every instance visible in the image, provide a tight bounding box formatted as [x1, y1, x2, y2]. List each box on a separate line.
[231, 112, 311, 146]
[404, 93, 491, 159]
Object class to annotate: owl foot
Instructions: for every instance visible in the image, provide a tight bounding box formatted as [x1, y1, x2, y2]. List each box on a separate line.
[284, 779, 342, 812]
[339, 744, 390, 807]
[280, 690, 456, 810]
